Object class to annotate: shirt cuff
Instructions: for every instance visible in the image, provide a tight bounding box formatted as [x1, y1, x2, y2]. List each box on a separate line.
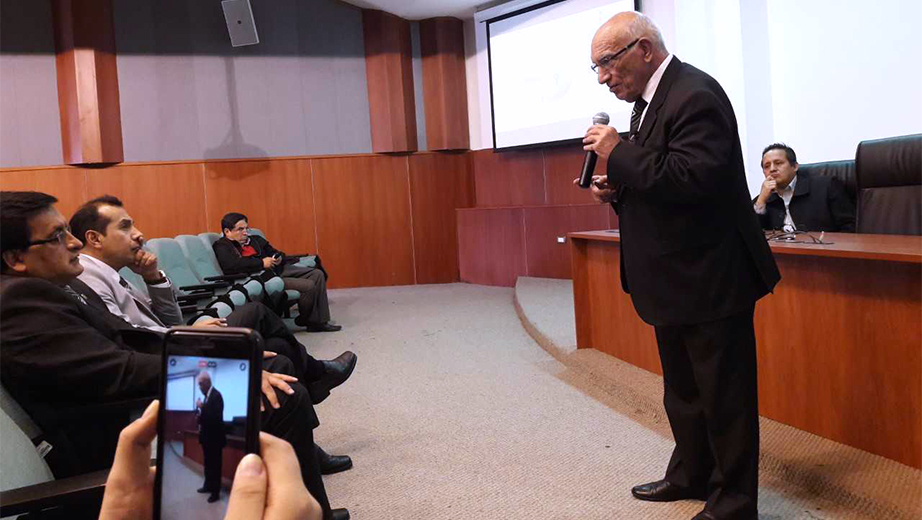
[753, 202, 766, 215]
[145, 270, 171, 287]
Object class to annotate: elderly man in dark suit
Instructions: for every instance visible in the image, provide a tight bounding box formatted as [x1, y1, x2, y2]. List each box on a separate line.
[195, 371, 227, 503]
[579, 12, 780, 520]
[0, 191, 349, 520]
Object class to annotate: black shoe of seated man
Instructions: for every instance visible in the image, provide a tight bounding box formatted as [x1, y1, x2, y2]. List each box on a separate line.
[308, 351, 357, 404]
[207, 492, 220, 503]
[631, 480, 707, 502]
[691, 510, 718, 520]
[330, 508, 350, 520]
[317, 444, 353, 475]
[197, 486, 209, 494]
[304, 321, 342, 333]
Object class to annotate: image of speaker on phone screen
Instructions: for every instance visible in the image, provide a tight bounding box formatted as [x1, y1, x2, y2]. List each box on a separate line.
[98, 400, 322, 520]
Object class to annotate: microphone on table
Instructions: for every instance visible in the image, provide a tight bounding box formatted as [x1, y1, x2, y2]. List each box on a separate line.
[578, 112, 611, 188]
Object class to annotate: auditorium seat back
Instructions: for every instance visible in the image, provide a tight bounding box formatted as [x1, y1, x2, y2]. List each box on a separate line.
[145, 238, 204, 290]
[855, 134, 922, 235]
[797, 159, 857, 206]
[0, 385, 54, 493]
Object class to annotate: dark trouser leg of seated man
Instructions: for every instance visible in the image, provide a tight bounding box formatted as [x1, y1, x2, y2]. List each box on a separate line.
[225, 302, 356, 404]
[261, 355, 347, 520]
[284, 269, 340, 332]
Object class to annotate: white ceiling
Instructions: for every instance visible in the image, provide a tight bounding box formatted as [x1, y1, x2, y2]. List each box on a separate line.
[341, 0, 490, 20]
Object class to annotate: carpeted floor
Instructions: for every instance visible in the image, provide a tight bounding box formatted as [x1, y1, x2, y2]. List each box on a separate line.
[292, 281, 920, 520]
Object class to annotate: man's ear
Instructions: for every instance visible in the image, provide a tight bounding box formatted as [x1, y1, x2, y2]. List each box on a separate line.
[2, 249, 28, 275]
[83, 229, 103, 249]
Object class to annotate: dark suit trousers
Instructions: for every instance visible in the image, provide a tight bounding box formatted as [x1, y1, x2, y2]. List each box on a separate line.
[201, 440, 223, 493]
[226, 302, 326, 381]
[261, 355, 331, 518]
[282, 268, 330, 325]
[654, 305, 759, 520]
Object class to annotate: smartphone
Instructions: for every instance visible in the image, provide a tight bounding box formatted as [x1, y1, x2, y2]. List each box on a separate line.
[154, 327, 263, 520]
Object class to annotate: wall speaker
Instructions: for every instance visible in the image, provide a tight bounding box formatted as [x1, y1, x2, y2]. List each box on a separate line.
[221, 0, 259, 47]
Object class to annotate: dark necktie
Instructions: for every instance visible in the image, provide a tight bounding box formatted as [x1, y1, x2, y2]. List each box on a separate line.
[629, 98, 648, 142]
[119, 276, 165, 326]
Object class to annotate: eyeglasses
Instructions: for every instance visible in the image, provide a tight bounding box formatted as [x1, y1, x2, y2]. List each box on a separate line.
[27, 226, 74, 248]
[591, 38, 640, 73]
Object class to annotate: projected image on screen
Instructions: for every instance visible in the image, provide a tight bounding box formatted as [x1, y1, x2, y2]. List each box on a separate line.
[160, 356, 251, 519]
[488, 0, 637, 149]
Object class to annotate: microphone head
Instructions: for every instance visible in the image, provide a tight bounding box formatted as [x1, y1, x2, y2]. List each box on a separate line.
[592, 112, 610, 125]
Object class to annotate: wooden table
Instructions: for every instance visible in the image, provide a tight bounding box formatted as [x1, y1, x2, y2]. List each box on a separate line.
[569, 230, 922, 468]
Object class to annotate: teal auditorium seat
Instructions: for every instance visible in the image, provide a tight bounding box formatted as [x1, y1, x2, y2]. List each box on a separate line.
[197, 233, 292, 316]
[0, 384, 150, 517]
[175, 234, 265, 302]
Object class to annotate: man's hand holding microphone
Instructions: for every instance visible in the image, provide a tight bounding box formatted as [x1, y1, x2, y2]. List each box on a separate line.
[574, 112, 619, 204]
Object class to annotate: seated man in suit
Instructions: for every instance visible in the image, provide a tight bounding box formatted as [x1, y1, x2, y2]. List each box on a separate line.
[69, 195, 354, 475]
[195, 371, 227, 503]
[753, 143, 856, 232]
[0, 191, 349, 520]
[213, 212, 341, 332]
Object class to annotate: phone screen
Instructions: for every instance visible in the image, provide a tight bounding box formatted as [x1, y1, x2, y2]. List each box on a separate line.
[155, 330, 261, 520]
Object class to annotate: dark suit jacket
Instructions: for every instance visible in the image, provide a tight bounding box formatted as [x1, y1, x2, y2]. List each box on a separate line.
[198, 387, 227, 449]
[754, 173, 856, 232]
[0, 275, 161, 476]
[213, 235, 282, 275]
[606, 57, 781, 327]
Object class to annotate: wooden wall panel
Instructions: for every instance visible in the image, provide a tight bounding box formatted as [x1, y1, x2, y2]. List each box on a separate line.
[419, 17, 469, 151]
[524, 205, 611, 279]
[85, 163, 207, 239]
[0, 168, 88, 219]
[51, 0, 123, 164]
[311, 155, 415, 288]
[457, 207, 526, 287]
[362, 10, 417, 153]
[202, 159, 316, 255]
[544, 145, 607, 205]
[471, 149, 544, 207]
[408, 152, 474, 284]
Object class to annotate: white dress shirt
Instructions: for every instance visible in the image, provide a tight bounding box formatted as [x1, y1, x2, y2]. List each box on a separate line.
[636, 54, 674, 128]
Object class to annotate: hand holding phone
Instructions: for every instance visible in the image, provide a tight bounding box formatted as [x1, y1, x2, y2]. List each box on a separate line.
[98, 400, 320, 520]
[154, 328, 263, 519]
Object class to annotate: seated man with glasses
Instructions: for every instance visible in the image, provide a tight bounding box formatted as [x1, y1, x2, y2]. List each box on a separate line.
[753, 143, 855, 232]
[0, 191, 350, 520]
[213, 213, 340, 332]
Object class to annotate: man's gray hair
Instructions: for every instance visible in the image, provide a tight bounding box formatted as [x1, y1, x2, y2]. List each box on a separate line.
[197, 370, 212, 382]
[623, 12, 667, 53]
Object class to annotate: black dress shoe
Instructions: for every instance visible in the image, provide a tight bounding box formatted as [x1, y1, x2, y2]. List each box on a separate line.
[308, 351, 357, 404]
[631, 480, 707, 502]
[196, 486, 209, 494]
[304, 321, 342, 332]
[691, 511, 717, 520]
[207, 492, 220, 503]
[329, 508, 350, 520]
[317, 444, 353, 475]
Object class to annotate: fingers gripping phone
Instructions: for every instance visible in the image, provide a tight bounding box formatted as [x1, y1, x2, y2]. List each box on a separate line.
[154, 327, 263, 519]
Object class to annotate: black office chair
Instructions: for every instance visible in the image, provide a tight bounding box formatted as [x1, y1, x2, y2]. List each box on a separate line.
[855, 134, 922, 235]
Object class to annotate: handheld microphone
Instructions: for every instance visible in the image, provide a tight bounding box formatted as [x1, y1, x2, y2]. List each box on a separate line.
[578, 112, 610, 188]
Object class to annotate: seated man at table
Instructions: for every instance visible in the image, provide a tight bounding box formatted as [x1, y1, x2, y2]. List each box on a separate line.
[213, 212, 340, 332]
[0, 191, 348, 520]
[753, 143, 855, 232]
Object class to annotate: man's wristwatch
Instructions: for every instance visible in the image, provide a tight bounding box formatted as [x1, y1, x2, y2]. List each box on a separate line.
[144, 270, 168, 285]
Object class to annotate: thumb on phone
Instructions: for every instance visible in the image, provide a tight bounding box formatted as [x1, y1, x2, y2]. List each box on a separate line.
[224, 454, 267, 520]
